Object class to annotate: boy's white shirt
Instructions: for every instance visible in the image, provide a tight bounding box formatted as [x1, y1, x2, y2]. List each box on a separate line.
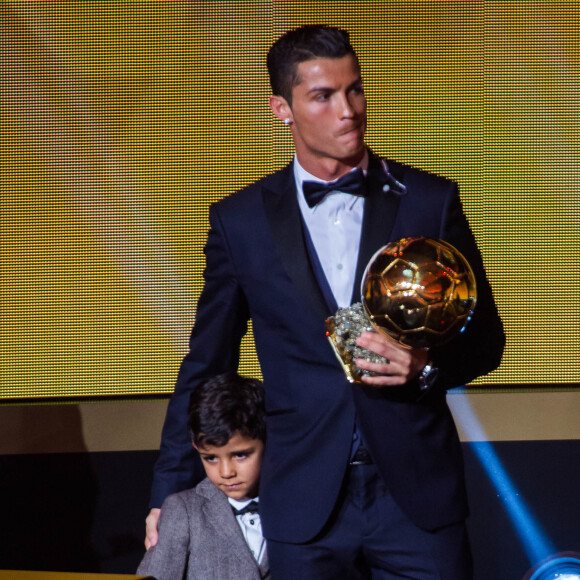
[228, 497, 266, 565]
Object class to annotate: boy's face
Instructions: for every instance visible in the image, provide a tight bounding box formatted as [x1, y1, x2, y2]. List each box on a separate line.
[195, 431, 265, 501]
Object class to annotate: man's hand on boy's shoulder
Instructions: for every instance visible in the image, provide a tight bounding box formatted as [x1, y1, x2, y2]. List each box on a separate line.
[145, 508, 161, 550]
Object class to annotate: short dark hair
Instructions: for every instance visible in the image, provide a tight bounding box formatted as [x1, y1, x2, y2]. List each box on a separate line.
[267, 25, 358, 104]
[187, 372, 266, 448]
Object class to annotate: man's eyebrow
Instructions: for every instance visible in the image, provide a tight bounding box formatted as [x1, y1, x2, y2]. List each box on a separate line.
[307, 78, 363, 94]
[307, 85, 335, 94]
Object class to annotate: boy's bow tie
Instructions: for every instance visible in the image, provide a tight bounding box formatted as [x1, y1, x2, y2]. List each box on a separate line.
[302, 168, 367, 208]
[232, 500, 259, 517]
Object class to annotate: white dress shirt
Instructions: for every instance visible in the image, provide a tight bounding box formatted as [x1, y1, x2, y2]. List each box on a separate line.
[294, 153, 368, 309]
[228, 497, 266, 565]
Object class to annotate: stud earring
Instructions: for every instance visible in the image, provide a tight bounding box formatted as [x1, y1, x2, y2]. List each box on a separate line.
[284, 118, 292, 125]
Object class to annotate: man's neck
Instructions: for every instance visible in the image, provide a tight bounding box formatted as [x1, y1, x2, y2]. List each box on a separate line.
[295, 149, 368, 182]
[295, 149, 367, 181]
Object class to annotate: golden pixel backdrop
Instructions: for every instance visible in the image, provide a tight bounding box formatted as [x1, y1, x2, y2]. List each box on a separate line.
[3, 2, 579, 398]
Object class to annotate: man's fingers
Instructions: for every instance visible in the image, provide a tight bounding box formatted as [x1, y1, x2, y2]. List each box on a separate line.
[359, 372, 400, 387]
[355, 331, 429, 384]
[355, 357, 400, 387]
[356, 331, 400, 360]
[145, 508, 161, 550]
[355, 356, 394, 375]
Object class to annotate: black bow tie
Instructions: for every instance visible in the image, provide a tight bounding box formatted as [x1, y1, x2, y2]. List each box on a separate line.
[232, 500, 259, 517]
[302, 167, 367, 208]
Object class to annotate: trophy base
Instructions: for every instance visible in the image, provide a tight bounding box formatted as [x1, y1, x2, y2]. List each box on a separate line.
[325, 302, 389, 384]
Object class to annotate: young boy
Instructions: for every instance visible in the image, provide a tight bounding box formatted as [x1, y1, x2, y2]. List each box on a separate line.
[138, 372, 269, 580]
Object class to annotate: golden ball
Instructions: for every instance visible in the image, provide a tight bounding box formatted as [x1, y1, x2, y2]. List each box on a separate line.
[361, 237, 477, 349]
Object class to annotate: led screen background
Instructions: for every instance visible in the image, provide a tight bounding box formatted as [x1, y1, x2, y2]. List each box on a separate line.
[2, 1, 579, 399]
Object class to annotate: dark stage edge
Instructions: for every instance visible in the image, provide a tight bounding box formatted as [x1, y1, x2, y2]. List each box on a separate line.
[0, 441, 578, 579]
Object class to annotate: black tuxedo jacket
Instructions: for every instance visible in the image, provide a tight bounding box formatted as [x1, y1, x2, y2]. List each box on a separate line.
[151, 152, 505, 543]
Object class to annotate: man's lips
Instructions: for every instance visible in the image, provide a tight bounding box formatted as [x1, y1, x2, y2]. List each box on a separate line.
[338, 125, 363, 137]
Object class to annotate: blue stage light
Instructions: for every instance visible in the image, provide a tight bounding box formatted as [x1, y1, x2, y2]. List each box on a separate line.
[524, 552, 580, 580]
[453, 397, 580, 578]
[456, 398, 556, 565]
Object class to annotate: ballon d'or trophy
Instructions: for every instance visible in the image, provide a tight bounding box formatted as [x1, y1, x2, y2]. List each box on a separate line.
[325, 236, 477, 384]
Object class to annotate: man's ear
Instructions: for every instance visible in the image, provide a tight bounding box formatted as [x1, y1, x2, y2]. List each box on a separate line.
[269, 95, 293, 123]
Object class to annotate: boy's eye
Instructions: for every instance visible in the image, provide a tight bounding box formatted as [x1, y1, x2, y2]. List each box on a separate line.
[234, 452, 248, 459]
[202, 455, 217, 462]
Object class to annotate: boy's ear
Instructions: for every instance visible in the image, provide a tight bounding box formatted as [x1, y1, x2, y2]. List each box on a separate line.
[269, 95, 293, 123]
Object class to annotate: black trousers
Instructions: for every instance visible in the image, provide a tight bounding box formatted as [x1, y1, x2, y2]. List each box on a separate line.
[268, 463, 473, 579]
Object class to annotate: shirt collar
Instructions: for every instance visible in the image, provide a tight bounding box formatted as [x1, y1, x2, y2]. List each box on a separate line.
[294, 150, 369, 200]
[228, 496, 259, 511]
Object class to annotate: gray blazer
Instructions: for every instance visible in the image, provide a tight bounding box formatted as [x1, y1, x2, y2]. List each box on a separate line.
[137, 478, 269, 580]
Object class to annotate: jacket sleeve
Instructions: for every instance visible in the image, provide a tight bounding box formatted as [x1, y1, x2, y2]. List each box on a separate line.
[150, 204, 250, 507]
[430, 183, 506, 391]
[137, 494, 190, 580]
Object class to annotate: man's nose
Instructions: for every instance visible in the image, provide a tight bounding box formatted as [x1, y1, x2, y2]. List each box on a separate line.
[337, 92, 355, 117]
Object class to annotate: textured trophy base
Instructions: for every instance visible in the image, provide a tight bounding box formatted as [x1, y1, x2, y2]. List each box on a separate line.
[325, 302, 389, 384]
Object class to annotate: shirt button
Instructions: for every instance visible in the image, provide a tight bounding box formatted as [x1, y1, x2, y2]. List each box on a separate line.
[337, 264, 343, 270]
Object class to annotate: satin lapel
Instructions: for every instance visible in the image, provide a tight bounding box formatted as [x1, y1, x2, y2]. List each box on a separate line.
[351, 154, 402, 303]
[262, 164, 331, 319]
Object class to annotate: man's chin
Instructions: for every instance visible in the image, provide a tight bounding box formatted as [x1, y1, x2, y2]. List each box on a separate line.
[339, 144, 366, 166]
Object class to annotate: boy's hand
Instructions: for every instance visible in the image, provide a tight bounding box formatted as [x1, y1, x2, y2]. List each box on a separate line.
[355, 331, 428, 387]
[145, 508, 161, 550]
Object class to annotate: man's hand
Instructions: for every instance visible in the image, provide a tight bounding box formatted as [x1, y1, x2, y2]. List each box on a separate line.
[145, 508, 161, 550]
[355, 331, 429, 387]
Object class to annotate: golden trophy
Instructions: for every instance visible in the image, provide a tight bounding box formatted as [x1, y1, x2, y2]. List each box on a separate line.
[326, 237, 477, 383]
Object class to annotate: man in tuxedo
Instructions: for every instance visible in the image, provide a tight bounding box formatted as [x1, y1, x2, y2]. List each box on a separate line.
[145, 25, 505, 579]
